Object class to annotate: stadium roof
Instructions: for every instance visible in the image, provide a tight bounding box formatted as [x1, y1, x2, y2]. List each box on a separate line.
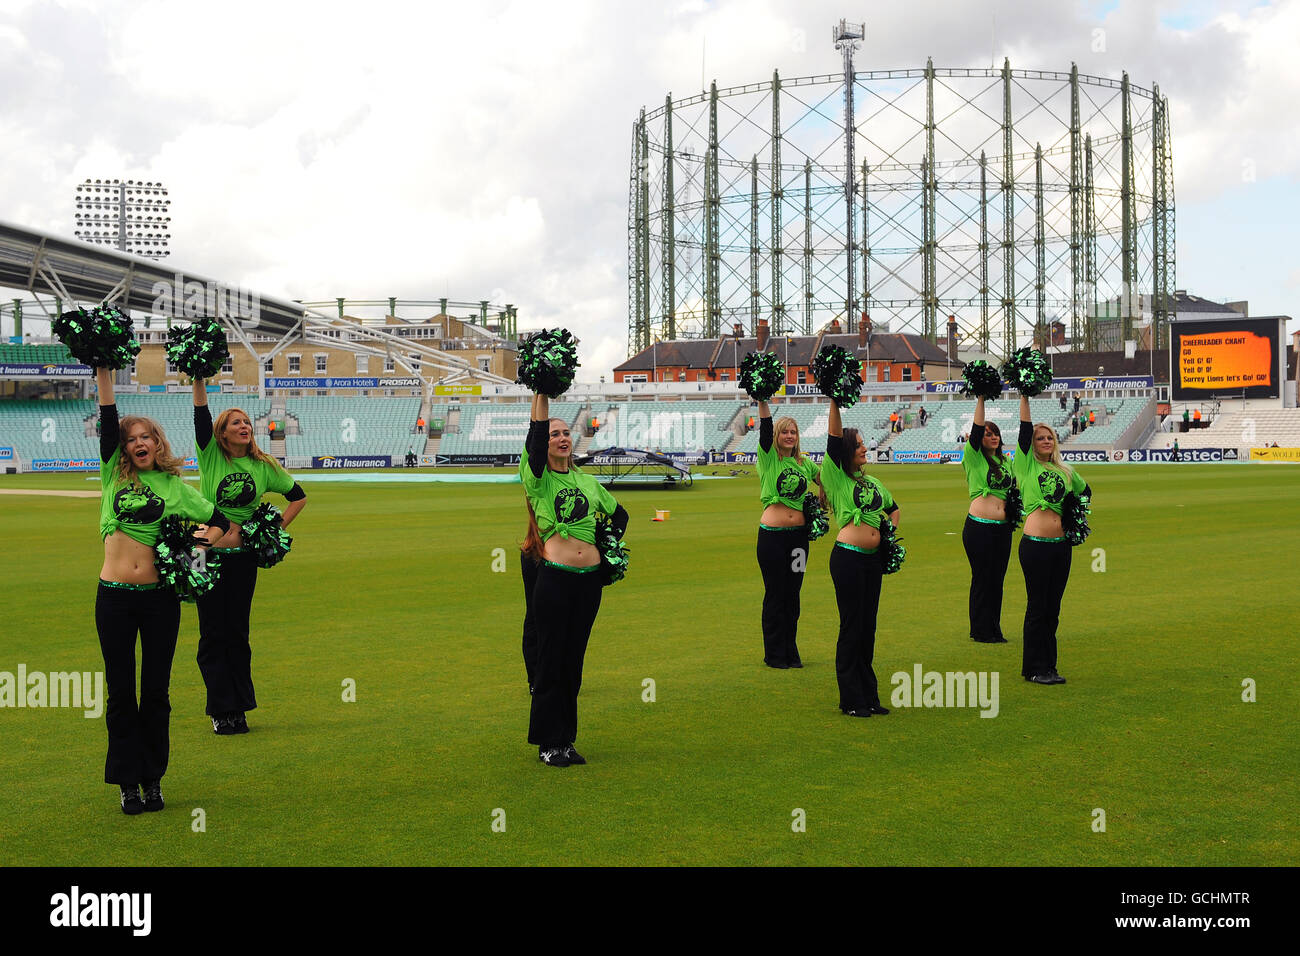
[615, 331, 949, 372]
[0, 218, 307, 336]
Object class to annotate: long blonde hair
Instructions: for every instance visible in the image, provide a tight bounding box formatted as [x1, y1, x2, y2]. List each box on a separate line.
[1032, 423, 1075, 482]
[115, 416, 184, 485]
[214, 407, 285, 474]
[772, 415, 807, 464]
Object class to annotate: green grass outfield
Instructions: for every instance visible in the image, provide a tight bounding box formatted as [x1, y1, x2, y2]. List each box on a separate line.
[1, 464, 1295, 866]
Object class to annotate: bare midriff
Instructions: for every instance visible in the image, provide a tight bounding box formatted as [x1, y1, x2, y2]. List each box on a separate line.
[1023, 507, 1065, 538]
[100, 531, 161, 585]
[542, 534, 600, 568]
[760, 502, 806, 528]
[968, 493, 1007, 522]
[836, 520, 883, 550]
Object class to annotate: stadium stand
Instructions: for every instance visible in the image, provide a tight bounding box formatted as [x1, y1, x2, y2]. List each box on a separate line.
[729, 402, 896, 453]
[1154, 408, 1300, 449]
[0, 343, 77, 364]
[885, 398, 1070, 451]
[0, 399, 97, 462]
[591, 401, 741, 453]
[438, 402, 584, 456]
[283, 396, 420, 458]
[116, 393, 273, 459]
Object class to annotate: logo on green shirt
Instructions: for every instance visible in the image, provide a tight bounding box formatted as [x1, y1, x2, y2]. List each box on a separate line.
[1038, 469, 1066, 504]
[113, 485, 165, 525]
[217, 471, 258, 508]
[852, 481, 883, 513]
[987, 464, 1012, 491]
[554, 489, 590, 524]
[777, 470, 808, 500]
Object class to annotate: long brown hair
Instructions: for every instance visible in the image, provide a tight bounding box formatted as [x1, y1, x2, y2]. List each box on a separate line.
[115, 416, 184, 486]
[521, 500, 544, 561]
[214, 407, 285, 474]
[981, 421, 1008, 473]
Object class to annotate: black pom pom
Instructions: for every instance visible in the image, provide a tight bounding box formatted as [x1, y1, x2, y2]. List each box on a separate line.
[811, 345, 863, 408]
[1003, 485, 1024, 530]
[1000, 347, 1053, 397]
[52, 305, 141, 370]
[166, 318, 230, 380]
[960, 360, 1003, 400]
[595, 514, 630, 586]
[154, 515, 222, 602]
[240, 502, 293, 568]
[517, 328, 580, 398]
[739, 351, 785, 401]
[879, 520, 906, 574]
[1061, 490, 1092, 546]
[802, 493, 829, 541]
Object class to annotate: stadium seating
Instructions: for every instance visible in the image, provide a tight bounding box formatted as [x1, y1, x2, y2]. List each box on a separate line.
[0, 343, 77, 364]
[1155, 408, 1300, 449]
[886, 398, 1069, 451]
[438, 402, 583, 456]
[0, 399, 98, 462]
[591, 401, 741, 453]
[729, 402, 896, 453]
[116, 393, 273, 459]
[283, 396, 420, 458]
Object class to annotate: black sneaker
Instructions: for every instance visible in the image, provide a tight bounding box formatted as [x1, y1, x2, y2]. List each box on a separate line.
[212, 715, 239, 735]
[142, 780, 164, 812]
[1045, 670, 1067, 685]
[868, 704, 890, 715]
[231, 713, 250, 734]
[564, 744, 587, 765]
[842, 708, 872, 718]
[538, 746, 571, 767]
[1026, 673, 1057, 685]
[120, 785, 145, 815]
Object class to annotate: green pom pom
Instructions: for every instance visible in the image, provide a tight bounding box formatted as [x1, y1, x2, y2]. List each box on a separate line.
[811, 345, 863, 408]
[155, 515, 222, 601]
[517, 328, 580, 398]
[1062, 491, 1091, 546]
[1001, 347, 1053, 397]
[879, 521, 906, 575]
[802, 493, 829, 541]
[595, 513, 629, 586]
[53, 305, 141, 370]
[240, 502, 293, 568]
[960, 360, 1003, 400]
[739, 351, 785, 401]
[166, 319, 230, 379]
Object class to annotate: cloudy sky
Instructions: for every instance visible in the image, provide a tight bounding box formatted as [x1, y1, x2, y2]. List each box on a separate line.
[1, 0, 1296, 378]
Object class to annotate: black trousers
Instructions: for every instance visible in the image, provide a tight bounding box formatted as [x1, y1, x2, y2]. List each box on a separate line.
[528, 563, 603, 749]
[1019, 537, 1073, 676]
[829, 544, 884, 712]
[521, 552, 540, 685]
[196, 550, 259, 716]
[756, 525, 810, 667]
[962, 516, 1014, 642]
[95, 583, 181, 785]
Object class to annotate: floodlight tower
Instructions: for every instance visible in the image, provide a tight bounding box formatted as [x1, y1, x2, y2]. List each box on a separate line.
[834, 19, 865, 333]
[73, 178, 171, 258]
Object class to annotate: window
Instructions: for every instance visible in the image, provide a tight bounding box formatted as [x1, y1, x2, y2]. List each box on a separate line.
[431, 324, 441, 338]
[264, 357, 273, 374]
[696, 372, 705, 381]
[316, 389, 328, 396]
[720, 372, 730, 382]
[288, 355, 300, 374]
[625, 374, 647, 383]
[315, 354, 328, 374]
[165, 353, 178, 375]
[796, 370, 806, 385]
[882, 367, 890, 382]
[221, 354, 233, 375]
[478, 356, 491, 372]
[356, 354, 369, 374]
[902, 366, 913, 381]
[384, 355, 395, 372]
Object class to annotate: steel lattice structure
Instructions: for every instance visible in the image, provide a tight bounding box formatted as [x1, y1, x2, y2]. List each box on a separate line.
[628, 56, 1175, 359]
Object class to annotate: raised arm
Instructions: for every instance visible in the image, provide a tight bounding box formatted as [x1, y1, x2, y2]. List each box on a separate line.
[969, 396, 986, 449]
[530, 392, 549, 423]
[96, 368, 118, 462]
[192, 377, 208, 407]
[96, 367, 115, 407]
[758, 400, 773, 453]
[1018, 394, 1033, 452]
[193, 378, 213, 450]
[525, 392, 549, 479]
[828, 401, 843, 438]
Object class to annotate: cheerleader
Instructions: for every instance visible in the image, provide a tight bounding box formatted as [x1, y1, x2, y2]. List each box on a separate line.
[754, 400, 820, 668]
[962, 396, 1015, 643]
[193, 379, 307, 734]
[1013, 394, 1090, 685]
[822, 401, 900, 718]
[95, 368, 229, 814]
[520, 392, 628, 767]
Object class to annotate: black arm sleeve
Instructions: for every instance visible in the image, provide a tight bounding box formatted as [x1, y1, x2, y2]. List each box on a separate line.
[885, 503, 900, 515]
[826, 433, 846, 470]
[284, 482, 306, 502]
[968, 423, 984, 451]
[1018, 421, 1034, 453]
[99, 403, 119, 463]
[205, 507, 231, 534]
[1081, 483, 1092, 499]
[194, 404, 213, 451]
[759, 416, 773, 453]
[525, 419, 547, 479]
[610, 504, 629, 539]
